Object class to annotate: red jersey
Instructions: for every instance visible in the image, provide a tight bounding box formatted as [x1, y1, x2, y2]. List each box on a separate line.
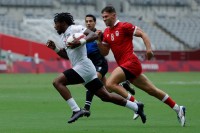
[103, 21, 137, 65]
[103, 21, 142, 78]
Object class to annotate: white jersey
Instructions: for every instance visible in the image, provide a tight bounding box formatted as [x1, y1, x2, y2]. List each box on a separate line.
[60, 25, 97, 84]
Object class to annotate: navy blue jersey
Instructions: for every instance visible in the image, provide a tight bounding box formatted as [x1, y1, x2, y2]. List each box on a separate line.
[86, 40, 99, 55]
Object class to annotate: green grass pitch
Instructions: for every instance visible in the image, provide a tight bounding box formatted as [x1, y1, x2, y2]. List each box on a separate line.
[0, 72, 200, 133]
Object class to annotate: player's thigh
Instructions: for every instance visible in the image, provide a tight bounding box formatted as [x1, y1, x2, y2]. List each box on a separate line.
[107, 67, 126, 85]
[62, 69, 84, 85]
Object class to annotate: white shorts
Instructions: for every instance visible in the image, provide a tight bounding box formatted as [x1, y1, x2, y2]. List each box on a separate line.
[73, 59, 97, 85]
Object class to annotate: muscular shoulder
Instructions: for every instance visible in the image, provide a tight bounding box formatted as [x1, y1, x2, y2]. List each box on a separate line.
[120, 22, 134, 29]
[119, 22, 136, 35]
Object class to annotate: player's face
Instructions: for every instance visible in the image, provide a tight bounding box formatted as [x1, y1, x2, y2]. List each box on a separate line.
[54, 22, 66, 35]
[85, 17, 96, 31]
[102, 12, 115, 27]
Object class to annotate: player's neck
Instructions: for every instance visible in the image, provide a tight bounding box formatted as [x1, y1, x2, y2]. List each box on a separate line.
[110, 25, 114, 28]
[92, 28, 96, 32]
[110, 20, 117, 28]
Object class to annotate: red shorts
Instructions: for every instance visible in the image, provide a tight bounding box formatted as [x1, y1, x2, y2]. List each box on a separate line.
[120, 56, 142, 80]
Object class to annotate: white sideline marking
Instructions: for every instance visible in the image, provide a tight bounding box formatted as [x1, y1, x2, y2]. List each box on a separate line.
[165, 81, 200, 85]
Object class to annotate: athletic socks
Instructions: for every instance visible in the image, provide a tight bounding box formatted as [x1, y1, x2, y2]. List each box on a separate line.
[173, 104, 180, 113]
[67, 98, 80, 112]
[84, 90, 94, 110]
[126, 93, 135, 102]
[125, 100, 138, 112]
[161, 94, 180, 113]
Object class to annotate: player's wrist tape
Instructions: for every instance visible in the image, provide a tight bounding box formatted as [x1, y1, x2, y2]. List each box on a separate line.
[80, 38, 86, 45]
[54, 47, 60, 53]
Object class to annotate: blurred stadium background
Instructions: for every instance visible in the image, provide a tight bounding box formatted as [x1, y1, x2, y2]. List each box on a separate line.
[0, 1, 200, 132]
[0, 0, 200, 73]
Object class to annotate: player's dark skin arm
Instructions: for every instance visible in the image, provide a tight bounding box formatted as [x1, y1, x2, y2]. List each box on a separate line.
[57, 49, 69, 59]
[46, 40, 69, 59]
[70, 29, 98, 49]
[84, 29, 98, 43]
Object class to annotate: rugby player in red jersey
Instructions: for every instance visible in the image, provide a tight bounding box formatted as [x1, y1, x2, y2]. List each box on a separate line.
[98, 5, 186, 127]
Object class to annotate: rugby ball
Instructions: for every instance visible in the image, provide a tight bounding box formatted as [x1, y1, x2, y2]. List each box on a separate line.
[66, 33, 86, 47]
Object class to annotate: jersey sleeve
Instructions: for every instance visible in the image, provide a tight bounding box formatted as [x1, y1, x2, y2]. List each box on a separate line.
[122, 22, 137, 36]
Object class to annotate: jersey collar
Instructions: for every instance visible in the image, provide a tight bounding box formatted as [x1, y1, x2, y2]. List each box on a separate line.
[114, 20, 120, 26]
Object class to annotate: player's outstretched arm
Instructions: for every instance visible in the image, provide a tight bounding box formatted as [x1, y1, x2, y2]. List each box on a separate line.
[134, 27, 154, 60]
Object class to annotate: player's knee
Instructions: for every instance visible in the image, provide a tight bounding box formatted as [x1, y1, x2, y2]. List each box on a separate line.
[52, 79, 57, 88]
[52, 78, 60, 89]
[105, 82, 115, 92]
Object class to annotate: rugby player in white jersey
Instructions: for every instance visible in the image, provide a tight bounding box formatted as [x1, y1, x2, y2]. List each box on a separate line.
[46, 12, 146, 124]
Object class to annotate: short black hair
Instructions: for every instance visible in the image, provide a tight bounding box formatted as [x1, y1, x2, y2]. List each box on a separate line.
[85, 14, 96, 22]
[54, 12, 75, 25]
[101, 5, 116, 14]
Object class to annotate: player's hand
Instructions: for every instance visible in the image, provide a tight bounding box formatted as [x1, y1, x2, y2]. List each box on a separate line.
[46, 40, 56, 50]
[146, 50, 154, 60]
[96, 30, 102, 36]
[96, 30, 103, 42]
[68, 38, 81, 49]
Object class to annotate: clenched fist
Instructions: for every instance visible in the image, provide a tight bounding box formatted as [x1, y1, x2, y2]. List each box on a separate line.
[46, 40, 56, 50]
[146, 50, 154, 60]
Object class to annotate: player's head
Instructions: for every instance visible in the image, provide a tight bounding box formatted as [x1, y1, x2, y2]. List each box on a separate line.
[85, 14, 96, 31]
[101, 5, 116, 27]
[54, 12, 75, 35]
